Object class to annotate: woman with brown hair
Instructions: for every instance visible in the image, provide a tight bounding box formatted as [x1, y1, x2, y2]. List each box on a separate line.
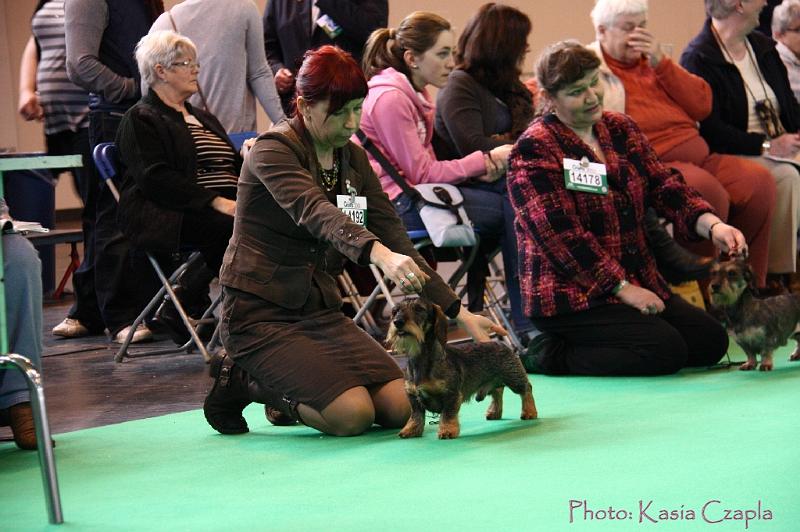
[433, 3, 534, 334]
[512, 41, 743, 376]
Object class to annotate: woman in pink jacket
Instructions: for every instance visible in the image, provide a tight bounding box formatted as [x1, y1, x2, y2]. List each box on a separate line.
[358, 11, 532, 335]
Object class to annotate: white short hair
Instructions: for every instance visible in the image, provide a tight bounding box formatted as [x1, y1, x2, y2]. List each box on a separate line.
[773, 0, 800, 36]
[590, 0, 649, 31]
[135, 30, 197, 88]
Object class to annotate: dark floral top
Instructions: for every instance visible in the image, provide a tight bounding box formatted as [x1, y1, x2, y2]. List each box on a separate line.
[507, 111, 713, 317]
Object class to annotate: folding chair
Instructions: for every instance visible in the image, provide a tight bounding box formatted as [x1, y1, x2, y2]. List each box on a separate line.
[92, 142, 220, 363]
[350, 228, 523, 351]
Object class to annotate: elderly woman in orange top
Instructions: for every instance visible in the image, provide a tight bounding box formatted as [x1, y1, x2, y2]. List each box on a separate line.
[587, 0, 775, 287]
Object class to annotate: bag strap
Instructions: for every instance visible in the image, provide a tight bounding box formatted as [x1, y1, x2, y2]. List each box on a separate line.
[167, 10, 210, 113]
[356, 129, 422, 203]
[355, 129, 469, 225]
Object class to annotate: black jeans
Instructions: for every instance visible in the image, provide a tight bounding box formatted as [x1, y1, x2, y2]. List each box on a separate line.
[47, 127, 104, 331]
[87, 106, 160, 335]
[531, 295, 728, 376]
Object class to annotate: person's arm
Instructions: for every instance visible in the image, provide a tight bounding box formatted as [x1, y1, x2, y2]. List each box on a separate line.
[436, 72, 507, 155]
[507, 131, 627, 297]
[244, 3, 286, 124]
[116, 109, 219, 211]
[262, 2, 286, 75]
[366, 89, 485, 186]
[65, 0, 137, 102]
[18, 36, 43, 121]
[680, 48, 766, 155]
[653, 58, 712, 122]
[315, 0, 388, 45]
[619, 114, 715, 241]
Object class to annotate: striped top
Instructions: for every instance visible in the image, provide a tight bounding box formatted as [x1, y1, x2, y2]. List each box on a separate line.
[32, 0, 89, 135]
[185, 116, 238, 194]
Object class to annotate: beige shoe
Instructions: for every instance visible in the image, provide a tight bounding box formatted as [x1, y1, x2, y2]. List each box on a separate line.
[112, 323, 153, 344]
[52, 318, 90, 338]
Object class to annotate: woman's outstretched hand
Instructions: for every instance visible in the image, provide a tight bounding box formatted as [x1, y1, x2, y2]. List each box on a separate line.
[370, 242, 429, 294]
[710, 223, 748, 257]
[456, 307, 507, 343]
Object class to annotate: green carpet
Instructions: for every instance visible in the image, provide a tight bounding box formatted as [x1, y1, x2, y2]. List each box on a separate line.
[2, 343, 798, 532]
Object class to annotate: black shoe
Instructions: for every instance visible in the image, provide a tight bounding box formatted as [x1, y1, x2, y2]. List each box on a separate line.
[204, 351, 250, 434]
[645, 208, 713, 284]
[520, 332, 568, 375]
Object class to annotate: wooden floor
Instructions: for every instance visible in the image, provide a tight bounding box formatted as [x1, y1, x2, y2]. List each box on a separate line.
[1, 296, 212, 440]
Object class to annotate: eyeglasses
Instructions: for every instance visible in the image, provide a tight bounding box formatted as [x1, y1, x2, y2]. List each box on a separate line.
[170, 60, 200, 70]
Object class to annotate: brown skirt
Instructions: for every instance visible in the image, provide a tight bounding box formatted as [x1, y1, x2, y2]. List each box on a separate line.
[220, 286, 403, 412]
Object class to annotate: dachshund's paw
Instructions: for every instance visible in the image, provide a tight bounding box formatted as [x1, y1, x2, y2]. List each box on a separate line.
[759, 360, 774, 371]
[437, 422, 460, 439]
[789, 350, 800, 362]
[520, 408, 538, 420]
[485, 406, 502, 420]
[398, 424, 423, 438]
[739, 361, 757, 371]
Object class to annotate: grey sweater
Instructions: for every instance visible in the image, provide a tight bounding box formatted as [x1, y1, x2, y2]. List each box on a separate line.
[150, 0, 285, 133]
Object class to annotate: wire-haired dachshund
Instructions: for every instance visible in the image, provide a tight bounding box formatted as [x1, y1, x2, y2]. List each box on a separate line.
[386, 298, 538, 439]
[707, 257, 800, 371]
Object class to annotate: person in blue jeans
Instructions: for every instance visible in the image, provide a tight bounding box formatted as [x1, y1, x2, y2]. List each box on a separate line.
[0, 200, 43, 450]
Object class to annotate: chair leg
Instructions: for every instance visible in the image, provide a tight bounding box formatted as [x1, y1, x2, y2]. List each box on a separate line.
[146, 254, 211, 362]
[0, 354, 63, 524]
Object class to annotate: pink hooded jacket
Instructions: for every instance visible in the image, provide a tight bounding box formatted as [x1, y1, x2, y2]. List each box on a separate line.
[356, 68, 486, 200]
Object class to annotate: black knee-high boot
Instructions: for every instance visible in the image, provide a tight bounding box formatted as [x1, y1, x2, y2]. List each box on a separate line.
[204, 351, 298, 435]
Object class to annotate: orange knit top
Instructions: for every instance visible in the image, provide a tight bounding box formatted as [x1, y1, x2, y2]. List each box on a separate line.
[604, 51, 713, 156]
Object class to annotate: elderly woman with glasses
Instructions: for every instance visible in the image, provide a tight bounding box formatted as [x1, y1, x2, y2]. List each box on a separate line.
[586, 0, 775, 289]
[115, 30, 241, 344]
[681, 0, 800, 289]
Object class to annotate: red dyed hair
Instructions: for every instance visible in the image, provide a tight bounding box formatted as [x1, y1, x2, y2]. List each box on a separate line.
[295, 45, 368, 117]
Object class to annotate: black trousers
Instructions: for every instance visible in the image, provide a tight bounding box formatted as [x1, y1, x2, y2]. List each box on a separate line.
[47, 127, 104, 331]
[87, 108, 160, 335]
[178, 207, 234, 275]
[531, 295, 728, 376]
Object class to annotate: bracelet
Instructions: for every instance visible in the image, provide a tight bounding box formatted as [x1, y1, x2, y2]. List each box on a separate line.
[612, 279, 628, 295]
[708, 221, 723, 240]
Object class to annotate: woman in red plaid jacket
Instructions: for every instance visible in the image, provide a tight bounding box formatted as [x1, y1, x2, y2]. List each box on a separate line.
[510, 41, 746, 376]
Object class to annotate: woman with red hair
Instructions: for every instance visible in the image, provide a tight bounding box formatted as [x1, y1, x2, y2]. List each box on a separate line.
[204, 46, 504, 438]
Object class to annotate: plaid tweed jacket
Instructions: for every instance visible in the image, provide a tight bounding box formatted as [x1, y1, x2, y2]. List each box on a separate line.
[507, 111, 713, 317]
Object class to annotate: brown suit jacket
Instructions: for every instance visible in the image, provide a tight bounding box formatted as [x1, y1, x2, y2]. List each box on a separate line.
[219, 117, 460, 316]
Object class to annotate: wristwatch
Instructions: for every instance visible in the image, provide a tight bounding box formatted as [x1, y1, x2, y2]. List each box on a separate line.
[762, 139, 772, 154]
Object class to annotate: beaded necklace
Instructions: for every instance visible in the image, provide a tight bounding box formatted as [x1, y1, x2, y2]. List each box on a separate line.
[319, 153, 340, 191]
